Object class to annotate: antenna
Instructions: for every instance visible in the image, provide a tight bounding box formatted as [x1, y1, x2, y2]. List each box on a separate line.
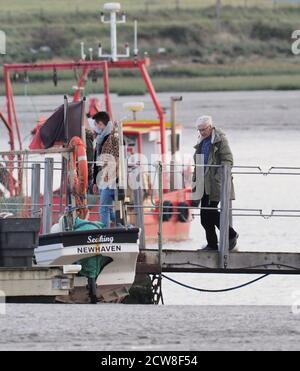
[79, 3, 139, 62]
[134, 20, 139, 57]
[80, 42, 86, 61]
[88, 48, 93, 61]
[99, 2, 130, 61]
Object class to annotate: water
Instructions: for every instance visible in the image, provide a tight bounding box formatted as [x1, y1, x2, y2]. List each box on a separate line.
[0, 304, 300, 351]
[1, 91, 300, 350]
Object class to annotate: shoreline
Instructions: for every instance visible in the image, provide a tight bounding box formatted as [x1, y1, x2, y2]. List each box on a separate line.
[2, 75, 300, 96]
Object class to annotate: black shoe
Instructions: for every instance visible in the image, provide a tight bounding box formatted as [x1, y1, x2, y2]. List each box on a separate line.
[201, 245, 218, 251]
[229, 233, 239, 251]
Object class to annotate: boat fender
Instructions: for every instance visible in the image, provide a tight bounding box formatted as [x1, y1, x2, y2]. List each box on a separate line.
[50, 216, 65, 233]
[74, 220, 104, 230]
[177, 201, 190, 223]
[163, 200, 173, 222]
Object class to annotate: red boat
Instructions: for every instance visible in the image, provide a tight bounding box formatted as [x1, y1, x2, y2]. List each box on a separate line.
[0, 2, 192, 243]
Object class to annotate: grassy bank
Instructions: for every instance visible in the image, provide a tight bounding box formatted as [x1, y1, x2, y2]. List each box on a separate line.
[2, 59, 300, 95]
[1, 1, 300, 92]
[2, 73, 300, 96]
[0, 0, 282, 14]
[1, 4, 299, 64]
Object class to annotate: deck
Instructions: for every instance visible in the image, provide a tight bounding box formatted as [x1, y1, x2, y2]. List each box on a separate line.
[0, 266, 76, 300]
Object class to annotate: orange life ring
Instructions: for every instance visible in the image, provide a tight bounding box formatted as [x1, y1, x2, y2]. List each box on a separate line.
[68, 136, 88, 218]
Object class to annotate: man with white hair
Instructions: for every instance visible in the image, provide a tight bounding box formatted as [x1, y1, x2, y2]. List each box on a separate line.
[193, 115, 238, 251]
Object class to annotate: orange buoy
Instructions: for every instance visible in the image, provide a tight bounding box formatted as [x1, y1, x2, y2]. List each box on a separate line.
[68, 136, 88, 218]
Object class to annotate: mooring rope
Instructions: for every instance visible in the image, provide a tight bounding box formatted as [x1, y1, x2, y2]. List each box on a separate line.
[161, 273, 270, 293]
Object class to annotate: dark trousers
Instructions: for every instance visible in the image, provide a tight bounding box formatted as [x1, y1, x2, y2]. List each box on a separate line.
[201, 193, 237, 248]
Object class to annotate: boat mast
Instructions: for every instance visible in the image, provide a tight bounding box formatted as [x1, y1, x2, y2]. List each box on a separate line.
[99, 3, 129, 62]
[1, 2, 167, 179]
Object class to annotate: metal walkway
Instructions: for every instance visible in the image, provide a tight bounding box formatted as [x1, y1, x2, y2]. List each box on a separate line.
[137, 249, 300, 275]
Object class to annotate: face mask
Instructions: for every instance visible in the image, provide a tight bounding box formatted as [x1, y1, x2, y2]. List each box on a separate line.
[94, 127, 103, 135]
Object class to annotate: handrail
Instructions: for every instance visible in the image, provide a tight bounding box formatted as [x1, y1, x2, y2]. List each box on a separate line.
[0, 148, 72, 156]
[2, 158, 300, 264]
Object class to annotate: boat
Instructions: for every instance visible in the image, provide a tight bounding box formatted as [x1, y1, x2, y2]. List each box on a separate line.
[0, 2, 192, 302]
[36, 225, 140, 303]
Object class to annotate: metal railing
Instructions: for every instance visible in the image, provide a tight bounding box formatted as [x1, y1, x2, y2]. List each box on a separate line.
[1, 154, 300, 270]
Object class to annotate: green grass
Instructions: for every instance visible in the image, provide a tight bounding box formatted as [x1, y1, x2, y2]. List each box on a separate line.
[1, 1, 300, 92]
[2, 59, 300, 95]
[3, 58, 300, 80]
[153, 74, 300, 91]
[3, 73, 300, 96]
[151, 60, 300, 78]
[1, 2, 300, 65]
[0, 0, 283, 15]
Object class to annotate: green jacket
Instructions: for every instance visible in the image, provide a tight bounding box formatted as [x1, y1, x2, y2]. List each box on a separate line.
[193, 127, 235, 202]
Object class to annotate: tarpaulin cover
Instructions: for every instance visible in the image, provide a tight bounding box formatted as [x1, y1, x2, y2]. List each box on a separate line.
[74, 217, 113, 279]
[39, 101, 84, 149]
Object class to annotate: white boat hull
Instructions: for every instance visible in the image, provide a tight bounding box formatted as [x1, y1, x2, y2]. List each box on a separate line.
[35, 228, 140, 288]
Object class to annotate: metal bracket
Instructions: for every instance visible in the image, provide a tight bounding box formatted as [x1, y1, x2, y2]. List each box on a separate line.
[151, 274, 164, 305]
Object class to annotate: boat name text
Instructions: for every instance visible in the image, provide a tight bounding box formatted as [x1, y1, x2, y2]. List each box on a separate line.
[77, 245, 121, 254]
[87, 235, 114, 244]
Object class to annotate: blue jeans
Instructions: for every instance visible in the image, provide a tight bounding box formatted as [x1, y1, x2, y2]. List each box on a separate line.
[99, 188, 116, 228]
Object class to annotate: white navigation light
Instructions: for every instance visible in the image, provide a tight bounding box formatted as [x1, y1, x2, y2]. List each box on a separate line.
[123, 102, 144, 112]
[123, 102, 144, 120]
[104, 3, 121, 11]
[99, 2, 130, 61]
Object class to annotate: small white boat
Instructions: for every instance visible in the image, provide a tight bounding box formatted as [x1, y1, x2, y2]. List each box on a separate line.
[35, 227, 140, 303]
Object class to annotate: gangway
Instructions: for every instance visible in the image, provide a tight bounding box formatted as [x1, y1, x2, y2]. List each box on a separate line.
[1, 152, 300, 302]
[136, 164, 300, 279]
